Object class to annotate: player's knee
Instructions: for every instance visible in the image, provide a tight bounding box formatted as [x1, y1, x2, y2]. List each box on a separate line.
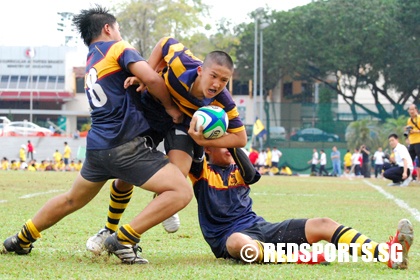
[178, 184, 193, 207]
[226, 233, 247, 255]
[315, 217, 338, 230]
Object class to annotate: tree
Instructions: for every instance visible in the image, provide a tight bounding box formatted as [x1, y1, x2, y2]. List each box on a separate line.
[236, 0, 419, 121]
[345, 119, 381, 150]
[115, 0, 209, 57]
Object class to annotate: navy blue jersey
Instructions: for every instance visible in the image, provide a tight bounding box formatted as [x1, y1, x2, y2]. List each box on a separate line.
[189, 158, 264, 256]
[85, 40, 150, 149]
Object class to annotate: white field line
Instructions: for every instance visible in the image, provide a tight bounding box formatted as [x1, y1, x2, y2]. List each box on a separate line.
[363, 180, 420, 223]
[19, 189, 64, 199]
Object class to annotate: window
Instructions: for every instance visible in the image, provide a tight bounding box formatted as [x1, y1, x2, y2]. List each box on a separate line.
[9, 76, 19, 89]
[47, 76, 58, 90]
[76, 77, 85, 93]
[0, 76, 9, 88]
[38, 76, 48, 90]
[283, 82, 292, 97]
[20, 76, 29, 89]
[57, 76, 65, 89]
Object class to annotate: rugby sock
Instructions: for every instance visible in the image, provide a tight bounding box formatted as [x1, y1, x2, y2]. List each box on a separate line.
[17, 219, 41, 248]
[253, 240, 287, 264]
[116, 224, 141, 246]
[105, 180, 133, 233]
[331, 225, 381, 259]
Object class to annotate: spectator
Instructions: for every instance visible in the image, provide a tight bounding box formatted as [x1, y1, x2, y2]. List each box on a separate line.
[20, 160, 28, 170]
[1, 157, 10, 170]
[343, 149, 352, 174]
[63, 142, 72, 168]
[53, 149, 62, 164]
[351, 148, 362, 176]
[406, 104, 420, 182]
[265, 147, 272, 168]
[248, 148, 259, 168]
[373, 147, 385, 179]
[318, 149, 328, 176]
[257, 149, 266, 170]
[330, 146, 341, 177]
[279, 165, 293, 176]
[27, 140, 34, 161]
[360, 145, 371, 178]
[75, 160, 83, 172]
[10, 160, 19, 170]
[384, 134, 413, 187]
[308, 148, 319, 175]
[271, 147, 283, 168]
[19, 145, 26, 163]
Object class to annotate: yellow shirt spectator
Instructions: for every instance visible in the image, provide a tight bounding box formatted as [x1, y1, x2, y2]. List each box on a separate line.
[344, 151, 352, 168]
[1, 159, 10, 170]
[75, 160, 83, 171]
[53, 150, 62, 163]
[19, 146, 26, 162]
[28, 165, 37, 172]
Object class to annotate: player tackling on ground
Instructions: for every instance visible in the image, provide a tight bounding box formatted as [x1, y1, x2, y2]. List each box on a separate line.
[86, 37, 247, 253]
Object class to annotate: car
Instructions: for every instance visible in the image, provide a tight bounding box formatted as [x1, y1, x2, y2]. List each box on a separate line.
[290, 127, 340, 142]
[2, 121, 54, 137]
[269, 126, 287, 141]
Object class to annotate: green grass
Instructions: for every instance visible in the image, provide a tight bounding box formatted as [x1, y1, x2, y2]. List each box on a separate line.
[0, 172, 419, 279]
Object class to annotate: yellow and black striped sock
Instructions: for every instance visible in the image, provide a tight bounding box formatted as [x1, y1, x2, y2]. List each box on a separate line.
[116, 224, 141, 246]
[331, 225, 381, 259]
[105, 181, 133, 233]
[253, 240, 288, 264]
[17, 219, 41, 249]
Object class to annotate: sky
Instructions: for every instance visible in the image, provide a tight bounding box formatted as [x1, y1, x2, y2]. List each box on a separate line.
[0, 0, 312, 47]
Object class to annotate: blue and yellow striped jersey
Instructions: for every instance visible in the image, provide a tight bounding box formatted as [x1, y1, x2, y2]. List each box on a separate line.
[85, 40, 150, 149]
[160, 37, 245, 134]
[189, 158, 264, 257]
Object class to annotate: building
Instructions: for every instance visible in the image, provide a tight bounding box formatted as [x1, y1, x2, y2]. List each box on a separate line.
[0, 45, 89, 134]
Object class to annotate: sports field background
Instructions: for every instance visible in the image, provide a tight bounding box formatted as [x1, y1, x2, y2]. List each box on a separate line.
[0, 171, 419, 279]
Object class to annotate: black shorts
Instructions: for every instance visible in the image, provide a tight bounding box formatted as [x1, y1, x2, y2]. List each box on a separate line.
[219, 219, 308, 259]
[164, 125, 195, 158]
[81, 136, 169, 186]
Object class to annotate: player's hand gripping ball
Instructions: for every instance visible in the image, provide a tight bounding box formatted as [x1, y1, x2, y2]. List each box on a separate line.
[193, 105, 229, 139]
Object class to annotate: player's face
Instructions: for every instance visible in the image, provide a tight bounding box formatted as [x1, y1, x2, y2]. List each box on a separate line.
[109, 22, 122, 41]
[197, 64, 232, 99]
[208, 147, 233, 166]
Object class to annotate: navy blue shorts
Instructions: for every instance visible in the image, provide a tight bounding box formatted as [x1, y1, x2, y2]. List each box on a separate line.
[80, 136, 169, 186]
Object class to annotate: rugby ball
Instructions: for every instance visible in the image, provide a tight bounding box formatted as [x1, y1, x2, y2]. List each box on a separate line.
[193, 105, 229, 139]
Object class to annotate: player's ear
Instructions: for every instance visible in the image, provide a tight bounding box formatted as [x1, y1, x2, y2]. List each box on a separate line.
[197, 65, 203, 76]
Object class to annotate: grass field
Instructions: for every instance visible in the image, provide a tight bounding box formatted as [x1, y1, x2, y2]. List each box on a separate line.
[0, 171, 419, 279]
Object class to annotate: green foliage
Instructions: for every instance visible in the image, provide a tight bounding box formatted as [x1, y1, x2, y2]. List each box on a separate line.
[115, 0, 210, 57]
[345, 119, 381, 149]
[235, 0, 419, 121]
[0, 172, 419, 278]
[345, 116, 408, 150]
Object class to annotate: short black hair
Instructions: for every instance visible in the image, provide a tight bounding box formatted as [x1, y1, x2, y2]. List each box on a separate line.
[73, 5, 117, 46]
[388, 133, 399, 139]
[202, 51, 234, 72]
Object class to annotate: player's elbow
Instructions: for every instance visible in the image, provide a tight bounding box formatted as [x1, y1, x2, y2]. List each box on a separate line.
[234, 130, 247, 147]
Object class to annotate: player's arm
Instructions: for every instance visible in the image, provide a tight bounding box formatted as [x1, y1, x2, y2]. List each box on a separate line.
[228, 148, 261, 184]
[188, 117, 247, 148]
[128, 61, 183, 123]
[148, 37, 167, 72]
